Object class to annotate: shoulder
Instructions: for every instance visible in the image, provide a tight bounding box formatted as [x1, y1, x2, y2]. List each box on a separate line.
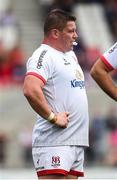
[66, 50, 76, 58]
[67, 50, 75, 56]
[104, 42, 117, 57]
[100, 42, 117, 69]
[32, 45, 50, 60]
[27, 45, 53, 65]
[66, 50, 78, 61]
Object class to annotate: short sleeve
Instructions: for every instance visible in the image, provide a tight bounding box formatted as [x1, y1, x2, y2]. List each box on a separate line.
[101, 42, 117, 70]
[26, 49, 53, 84]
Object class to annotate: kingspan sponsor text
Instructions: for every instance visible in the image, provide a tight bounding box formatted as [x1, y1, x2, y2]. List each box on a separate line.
[71, 79, 85, 89]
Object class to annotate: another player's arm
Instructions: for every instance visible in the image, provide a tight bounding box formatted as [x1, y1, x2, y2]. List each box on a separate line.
[23, 75, 69, 127]
[90, 58, 117, 101]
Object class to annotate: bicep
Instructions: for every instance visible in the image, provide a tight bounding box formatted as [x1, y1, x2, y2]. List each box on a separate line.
[23, 75, 45, 96]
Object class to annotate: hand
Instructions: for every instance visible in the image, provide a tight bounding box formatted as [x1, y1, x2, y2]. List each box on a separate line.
[55, 112, 69, 128]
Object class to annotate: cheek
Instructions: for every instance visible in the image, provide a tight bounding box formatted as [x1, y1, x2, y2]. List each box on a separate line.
[61, 35, 71, 46]
[61, 37, 68, 45]
[67, 35, 72, 42]
[64, 36, 71, 43]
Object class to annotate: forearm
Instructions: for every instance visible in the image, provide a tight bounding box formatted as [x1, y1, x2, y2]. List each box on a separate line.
[91, 68, 117, 101]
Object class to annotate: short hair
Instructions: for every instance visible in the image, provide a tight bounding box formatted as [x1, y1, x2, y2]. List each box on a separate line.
[44, 9, 76, 36]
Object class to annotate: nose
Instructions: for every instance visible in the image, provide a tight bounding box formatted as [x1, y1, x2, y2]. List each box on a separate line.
[74, 31, 78, 40]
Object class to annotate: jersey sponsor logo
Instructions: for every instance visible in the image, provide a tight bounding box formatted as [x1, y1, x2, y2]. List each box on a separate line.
[37, 50, 47, 69]
[76, 69, 83, 80]
[71, 79, 85, 89]
[109, 43, 117, 53]
[51, 156, 60, 167]
[71, 69, 85, 89]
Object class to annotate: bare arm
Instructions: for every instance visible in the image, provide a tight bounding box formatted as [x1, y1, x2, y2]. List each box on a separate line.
[90, 58, 117, 101]
[23, 75, 69, 127]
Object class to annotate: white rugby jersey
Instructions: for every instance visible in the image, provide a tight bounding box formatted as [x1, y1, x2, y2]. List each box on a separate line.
[100, 42, 117, 70]
[26, 44, 89, 147]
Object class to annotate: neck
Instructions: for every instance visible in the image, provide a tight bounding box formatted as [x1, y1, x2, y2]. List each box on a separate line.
[43, 38, 65, 53]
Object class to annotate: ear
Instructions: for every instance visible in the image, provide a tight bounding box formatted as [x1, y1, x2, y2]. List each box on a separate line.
[51, 29, 60, 39]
